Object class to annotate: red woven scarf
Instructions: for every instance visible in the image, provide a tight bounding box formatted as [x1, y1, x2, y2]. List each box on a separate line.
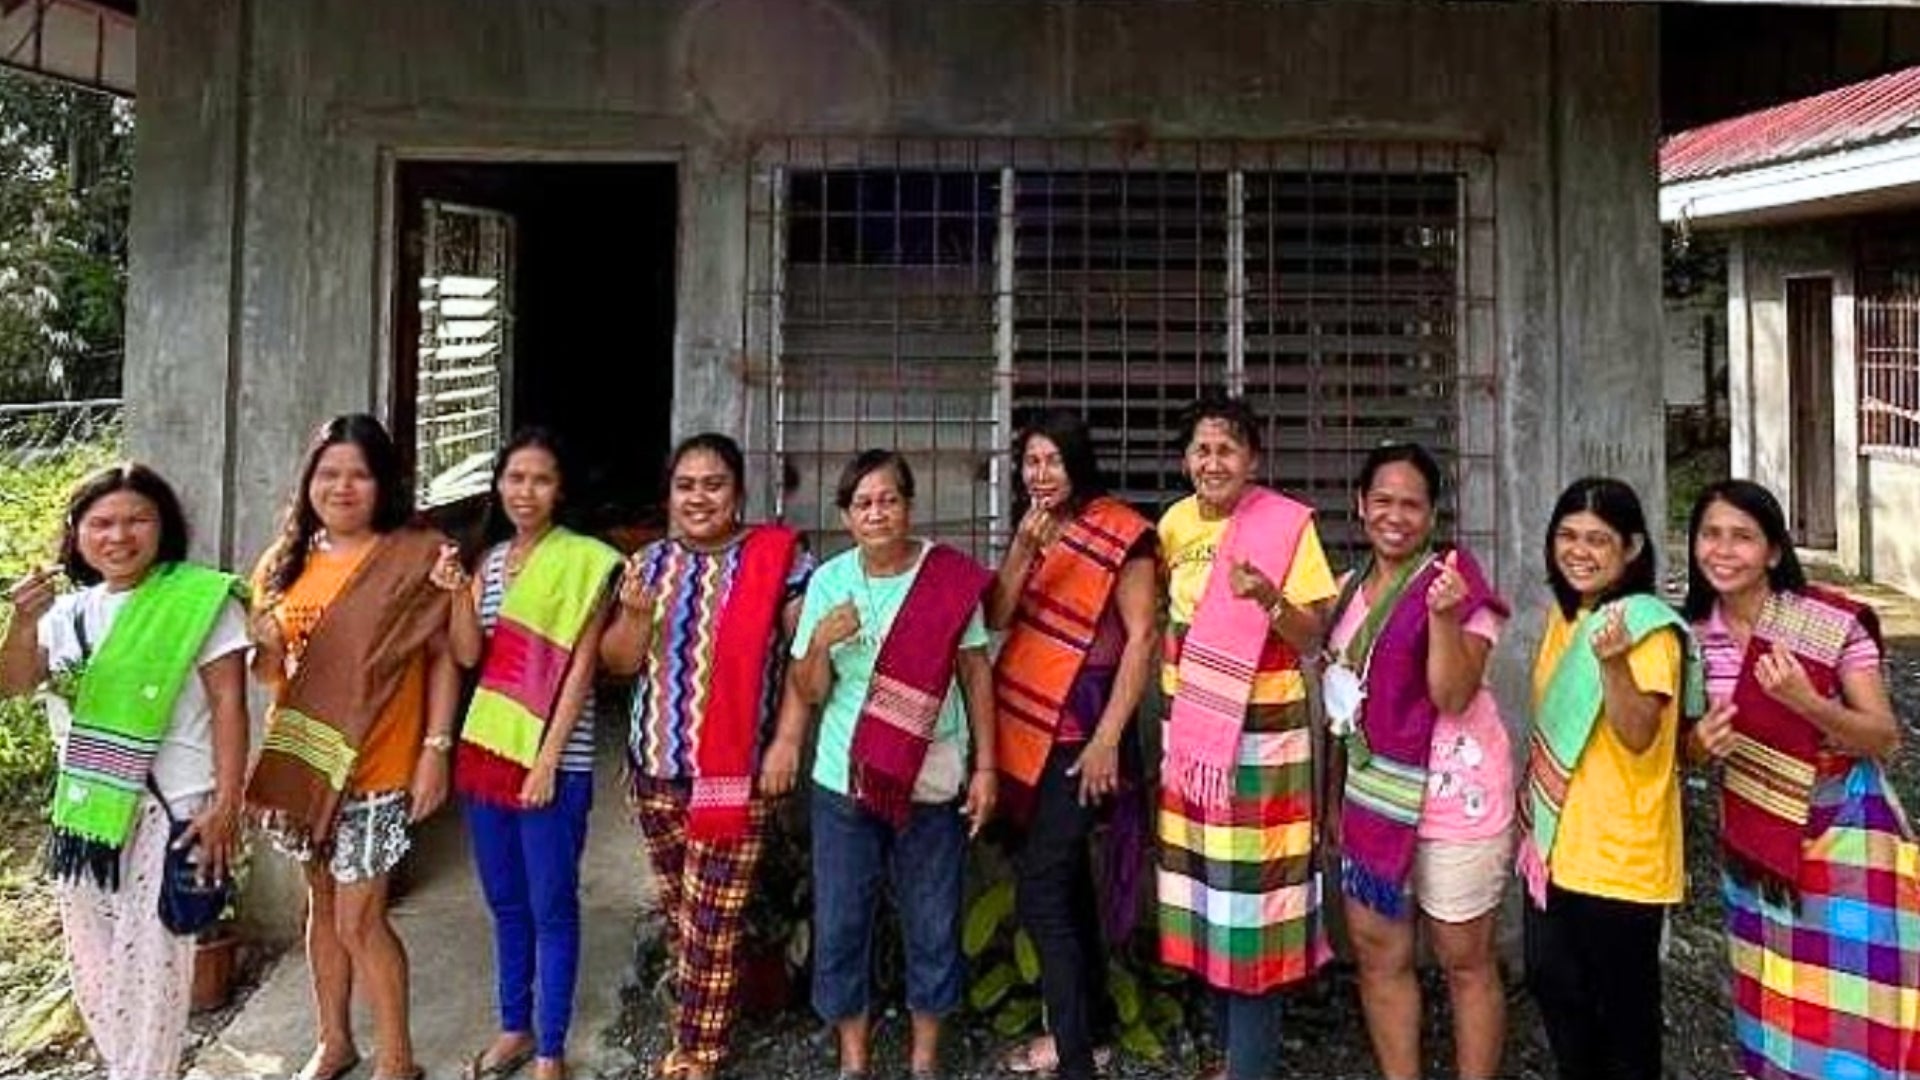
[849, 543, 992, 829]
[1722, 586, 1879, 886]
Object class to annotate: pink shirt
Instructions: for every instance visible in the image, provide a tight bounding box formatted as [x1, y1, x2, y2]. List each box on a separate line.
[1330, 582, 1513, 841]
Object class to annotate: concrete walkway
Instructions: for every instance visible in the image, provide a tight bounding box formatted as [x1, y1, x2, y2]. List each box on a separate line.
[187, 738, 648, 1080]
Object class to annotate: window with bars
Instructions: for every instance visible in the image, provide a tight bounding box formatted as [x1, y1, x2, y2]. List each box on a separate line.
[744, 141, 1497, 566]
[414, 201, 513, 508]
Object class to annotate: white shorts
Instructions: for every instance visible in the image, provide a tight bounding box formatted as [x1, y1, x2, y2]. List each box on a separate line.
[1411, 829, 1512, 924]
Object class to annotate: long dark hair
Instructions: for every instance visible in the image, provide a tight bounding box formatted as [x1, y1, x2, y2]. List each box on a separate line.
[1681, 479, 1808, 623]
[1012, 408, 1108, 516]
[262, 414, 412, 598]
[57, 463, 192, 586]
[479, 427, 577, 554]
[1544, 476, 1657, 619]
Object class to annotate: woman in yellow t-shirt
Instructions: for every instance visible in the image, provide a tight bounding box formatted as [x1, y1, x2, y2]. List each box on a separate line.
[1520, 476, 1694, 1080]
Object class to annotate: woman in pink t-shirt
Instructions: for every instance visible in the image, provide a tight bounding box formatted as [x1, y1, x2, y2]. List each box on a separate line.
[1324, 442, 1512, 1080]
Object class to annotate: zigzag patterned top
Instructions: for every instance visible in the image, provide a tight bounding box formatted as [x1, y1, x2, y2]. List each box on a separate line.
[628, 535, 814, 779]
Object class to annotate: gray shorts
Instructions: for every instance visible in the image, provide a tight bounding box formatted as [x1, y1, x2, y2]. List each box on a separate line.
[265, 789, 413, 884]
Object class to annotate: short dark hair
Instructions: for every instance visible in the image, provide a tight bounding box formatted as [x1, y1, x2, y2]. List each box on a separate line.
[835, 449, 915, 511]
[1013, 408, 1108, 515]
[665, 432, 747, 499]
[1178, 394, 1262, 456]
[1681, 479, 1808, 622]
[58, 463, 192, 586]
[1544, 476, 1658, 619]
[264, 414, 413, 598]
[1356, 441, 1444, 503]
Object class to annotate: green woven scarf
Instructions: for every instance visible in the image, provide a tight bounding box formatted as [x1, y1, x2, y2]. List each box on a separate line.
[47, 562, 237, 888]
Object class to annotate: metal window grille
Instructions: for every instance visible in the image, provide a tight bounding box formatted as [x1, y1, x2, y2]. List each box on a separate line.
[743, 139, 1497, 567]
[1858, 289, 1920, 457]
[415, 201, 514, 509]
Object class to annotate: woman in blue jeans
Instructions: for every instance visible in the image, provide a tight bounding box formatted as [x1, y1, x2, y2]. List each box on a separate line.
[789, 450, 998, 1080]
[435, 429, 618, 1080]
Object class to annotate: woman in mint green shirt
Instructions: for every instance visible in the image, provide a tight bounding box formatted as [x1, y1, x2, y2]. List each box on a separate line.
[790, 449, 996, 1080]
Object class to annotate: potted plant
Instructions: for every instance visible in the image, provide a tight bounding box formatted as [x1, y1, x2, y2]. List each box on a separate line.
[737, 798, 812, 1017]
[190, 838, 248, 1013]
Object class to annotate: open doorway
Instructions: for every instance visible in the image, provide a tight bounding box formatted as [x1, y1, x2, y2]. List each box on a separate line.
[391, 160, 678, 549]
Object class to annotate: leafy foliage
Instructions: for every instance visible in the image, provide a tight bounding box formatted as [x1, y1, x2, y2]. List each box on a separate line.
[961, 876, 1196, 1062]
[0, 78, 131, 403]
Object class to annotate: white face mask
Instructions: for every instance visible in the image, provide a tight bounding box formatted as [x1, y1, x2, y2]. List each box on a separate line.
[1321, 663, 1365, 735]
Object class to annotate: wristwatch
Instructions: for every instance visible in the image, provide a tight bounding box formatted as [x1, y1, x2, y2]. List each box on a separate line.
[421, 732, 454, 753]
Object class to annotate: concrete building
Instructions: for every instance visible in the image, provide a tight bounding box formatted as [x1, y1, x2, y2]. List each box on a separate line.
[0, 0, 1893, 943]
[1662, 64, 1920, 598]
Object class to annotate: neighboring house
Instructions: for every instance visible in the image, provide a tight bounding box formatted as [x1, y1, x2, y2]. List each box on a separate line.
[1662, 65, 1920, 598]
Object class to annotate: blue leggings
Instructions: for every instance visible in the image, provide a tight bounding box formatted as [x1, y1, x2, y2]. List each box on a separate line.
[464, 771, 594, 1058]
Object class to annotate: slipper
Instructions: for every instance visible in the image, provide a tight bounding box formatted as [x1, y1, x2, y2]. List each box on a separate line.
[466, 1045, 535, 1080]
[656, 1050, 689, 1080]
[1002, 1038, 1113, 1076]
[296, 1053, 362, 1080]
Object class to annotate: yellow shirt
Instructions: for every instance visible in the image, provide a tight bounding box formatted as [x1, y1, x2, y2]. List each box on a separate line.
[1531, 606, 1685, 904]
[1159, 493, 1337, 704]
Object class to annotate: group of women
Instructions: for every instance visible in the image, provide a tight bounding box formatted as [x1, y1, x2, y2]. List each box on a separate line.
[0, 395, 1914, 1080]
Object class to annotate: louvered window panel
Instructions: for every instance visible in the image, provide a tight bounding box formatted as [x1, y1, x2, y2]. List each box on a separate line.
[415, 201, 512, 509]
[1012, 170, 1231, 512]
[773, 170, 1002, 559]
[744, 141, 1497, 570]
[1242, 167, 1463, 554]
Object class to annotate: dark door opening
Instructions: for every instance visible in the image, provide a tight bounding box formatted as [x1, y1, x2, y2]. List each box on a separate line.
[1787, 276, 1837, 549]
[392, 161, 677, 549]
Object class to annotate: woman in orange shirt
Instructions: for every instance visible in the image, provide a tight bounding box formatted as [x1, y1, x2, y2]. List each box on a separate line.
[245, 414, 459, 1080]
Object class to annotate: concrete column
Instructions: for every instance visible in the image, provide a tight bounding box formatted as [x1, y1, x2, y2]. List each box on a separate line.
[124, 0, 250, 564]
[674, 143, 753, 442]
[1833, 266, 1863, 572]
[1728, 235, 1753, 477]
[1551, 4, 1665, 520]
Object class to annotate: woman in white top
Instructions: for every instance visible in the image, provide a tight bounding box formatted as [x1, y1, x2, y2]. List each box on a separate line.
[0, 463, 250, 1080]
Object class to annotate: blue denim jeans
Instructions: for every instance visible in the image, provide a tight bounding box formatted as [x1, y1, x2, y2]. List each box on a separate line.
[1209, 987, 1283, 1080]
[809, 784, 966, 1021]
[464, 770, 594, 1059]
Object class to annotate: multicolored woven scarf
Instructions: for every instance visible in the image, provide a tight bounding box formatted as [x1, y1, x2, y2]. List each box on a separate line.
[457, 527, 621, 807]
[1164, 486, 1310, 809]
[687, 525, 799, 839]
[1336, 546, 1506, 918]
[994, 497, 1150, 825]
[247, 527, 449, 845]
[1722, 586, 1880, 889]
[46, 562, 238, 889]
[849, 543, 991, 829]
[1517, 593, 1705, 907]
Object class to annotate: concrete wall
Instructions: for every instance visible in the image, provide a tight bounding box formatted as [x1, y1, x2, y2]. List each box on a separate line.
[126, 0, 1664, 935]
[1864, 455, 1920, 597]
[1724, 224, 1863, 568]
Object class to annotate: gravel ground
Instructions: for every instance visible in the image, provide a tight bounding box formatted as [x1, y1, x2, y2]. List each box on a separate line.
[602, 644, 1920, 1080]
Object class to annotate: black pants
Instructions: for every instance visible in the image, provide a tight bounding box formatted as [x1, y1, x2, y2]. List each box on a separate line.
[1524, 883, 1666, 1080]
[1013, 745, 1113, 1080]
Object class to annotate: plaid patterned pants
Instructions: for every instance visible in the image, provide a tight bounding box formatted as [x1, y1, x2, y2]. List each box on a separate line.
[632, 776, 769, 1067]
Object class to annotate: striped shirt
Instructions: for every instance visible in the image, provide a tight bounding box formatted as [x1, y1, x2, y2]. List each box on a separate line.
[479, 542, 599, 774]
[629, 531, 813, 780]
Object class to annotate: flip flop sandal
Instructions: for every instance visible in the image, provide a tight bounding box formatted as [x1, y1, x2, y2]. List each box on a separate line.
[465, 1045, 535, 1080]
[1002, 1037, 1059, 1075]
[297, 1053, 362, 1080]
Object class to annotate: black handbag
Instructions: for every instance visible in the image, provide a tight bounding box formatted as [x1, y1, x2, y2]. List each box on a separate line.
[147, 776, 232, 938]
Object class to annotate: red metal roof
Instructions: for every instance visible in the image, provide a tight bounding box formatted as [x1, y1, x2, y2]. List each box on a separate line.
[1661, 65, 1920, 183]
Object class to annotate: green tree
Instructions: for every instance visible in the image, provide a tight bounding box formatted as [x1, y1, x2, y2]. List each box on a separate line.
[0, 75, 131, 403]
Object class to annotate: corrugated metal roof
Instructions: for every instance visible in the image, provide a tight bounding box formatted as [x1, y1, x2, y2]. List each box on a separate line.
[1661, 65, 1920, 183]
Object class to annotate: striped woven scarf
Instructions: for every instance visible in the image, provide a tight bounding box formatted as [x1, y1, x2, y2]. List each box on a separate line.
[1517, 593, 1704, 906]
[1721, 586, 1878, 889]
[849, 543, 991, 829]
[994, 497, 1150, 824]
[458, 527, 621, 807]
[47, 563, 237, 889]
[1164, 486, 1311, 809]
